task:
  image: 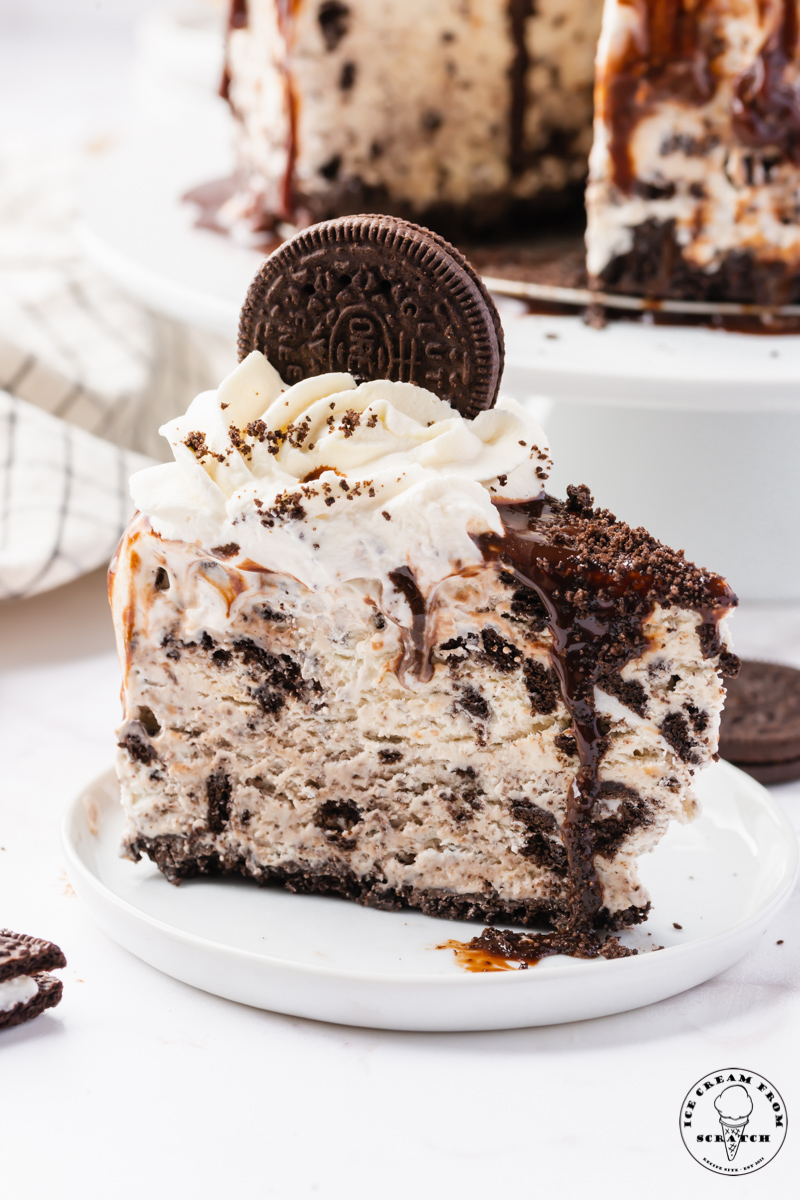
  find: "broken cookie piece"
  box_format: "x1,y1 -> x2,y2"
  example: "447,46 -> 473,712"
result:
0,930 -> 66,1031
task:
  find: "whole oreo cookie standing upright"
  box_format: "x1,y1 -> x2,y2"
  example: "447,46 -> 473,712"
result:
719,659 -> 800,784
238,214 -> 504,418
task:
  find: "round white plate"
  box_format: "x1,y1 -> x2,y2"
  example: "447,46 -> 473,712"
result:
62,761 -> 797,1031
78,118 -> 800,413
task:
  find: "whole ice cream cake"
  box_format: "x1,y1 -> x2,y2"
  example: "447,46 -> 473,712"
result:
110,216 -> 738,956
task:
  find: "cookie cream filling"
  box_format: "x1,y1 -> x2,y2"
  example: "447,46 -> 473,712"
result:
130,351 -> 551,598
0,975 -> 38,1013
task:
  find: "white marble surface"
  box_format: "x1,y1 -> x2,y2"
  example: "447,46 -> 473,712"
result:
1,567 -> 799,1198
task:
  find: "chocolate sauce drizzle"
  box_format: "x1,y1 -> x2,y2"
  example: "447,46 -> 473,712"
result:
604,0 -> 800,195
472,500 -> 619,956
381,490 -> 735,964
732,0 -> 800,160
603,0 -> 717,194
388,567 -> 432,683
474,493 -> 735,961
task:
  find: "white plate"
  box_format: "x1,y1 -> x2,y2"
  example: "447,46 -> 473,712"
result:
62,761 -> 797,1031
499,307 -> 800,412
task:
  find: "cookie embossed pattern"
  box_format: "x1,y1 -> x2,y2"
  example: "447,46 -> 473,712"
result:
238,215 -> 504,416
680,1069 -> 788,1175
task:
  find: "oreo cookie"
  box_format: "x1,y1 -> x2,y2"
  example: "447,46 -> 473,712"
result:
0,929 -> 66,1031
238,214 -> 504,418
719,660 -> 800,784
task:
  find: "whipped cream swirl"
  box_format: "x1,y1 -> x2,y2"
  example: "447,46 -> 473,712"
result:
130,351 -> 551,596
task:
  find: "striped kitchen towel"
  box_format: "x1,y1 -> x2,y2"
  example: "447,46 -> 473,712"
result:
0,135 -> 233,599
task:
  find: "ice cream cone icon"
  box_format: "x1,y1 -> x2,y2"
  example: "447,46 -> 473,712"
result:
715,1085 -> 754,1162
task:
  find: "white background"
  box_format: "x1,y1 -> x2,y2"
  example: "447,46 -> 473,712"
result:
1,4 -> 799,1197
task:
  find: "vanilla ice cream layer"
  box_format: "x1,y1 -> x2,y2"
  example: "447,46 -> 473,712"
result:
111,517 -> 729,921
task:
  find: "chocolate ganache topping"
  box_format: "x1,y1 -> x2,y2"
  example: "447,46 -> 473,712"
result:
603,0 -> 800,196
467,485 -> 739,962
732,0 -> 800,160
602,0 -> 718,195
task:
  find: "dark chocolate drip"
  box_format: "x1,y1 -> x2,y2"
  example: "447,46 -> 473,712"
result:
381,490 -> 735,961
472,491 -> 736,959
220,0 -> 249,101
388,567 -> 432,682
476,498 -> 611,938
732,1 -> 800,160
603,0 -> 716,195
508,0 -> 534,177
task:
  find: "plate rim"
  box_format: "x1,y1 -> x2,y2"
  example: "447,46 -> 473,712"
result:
62,760 -> 799,989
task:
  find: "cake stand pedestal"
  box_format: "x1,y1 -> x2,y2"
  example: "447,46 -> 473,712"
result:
500,304 -> 800,601
79,122 -> 800,601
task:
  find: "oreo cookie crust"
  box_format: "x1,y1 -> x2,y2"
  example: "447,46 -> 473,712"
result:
238,214 -> 504,418
720,660 -> 800,782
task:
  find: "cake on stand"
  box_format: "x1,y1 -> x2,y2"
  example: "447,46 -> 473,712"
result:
78,12 -> 800,602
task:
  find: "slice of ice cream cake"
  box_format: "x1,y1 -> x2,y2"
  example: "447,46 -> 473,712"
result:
110,217 -> 738,956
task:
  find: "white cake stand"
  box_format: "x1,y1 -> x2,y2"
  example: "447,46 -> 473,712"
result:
78,114 -> 800,600
499,308 -> 800,602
